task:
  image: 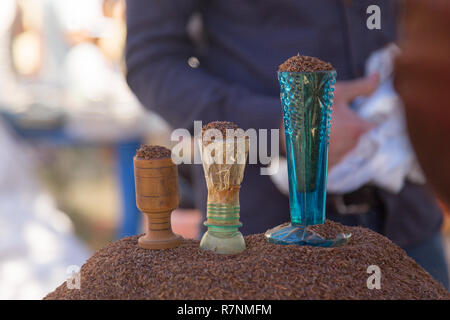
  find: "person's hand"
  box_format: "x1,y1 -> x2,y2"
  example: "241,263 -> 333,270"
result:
328,74 -> 379,168
280,120 -> 286,156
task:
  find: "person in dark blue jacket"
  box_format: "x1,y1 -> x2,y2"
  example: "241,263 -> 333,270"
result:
125,0 -> 448,289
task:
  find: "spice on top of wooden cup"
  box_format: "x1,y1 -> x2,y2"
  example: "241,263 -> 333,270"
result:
136,145 -> 171,160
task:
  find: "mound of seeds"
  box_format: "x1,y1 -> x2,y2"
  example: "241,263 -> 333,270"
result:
201,121 -> 245,144
45,220 -> 449,300
136,145 -> 171,160
279,54 -> 334,72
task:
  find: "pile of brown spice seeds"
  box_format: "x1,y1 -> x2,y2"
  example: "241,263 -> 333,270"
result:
45,220 -> 450,300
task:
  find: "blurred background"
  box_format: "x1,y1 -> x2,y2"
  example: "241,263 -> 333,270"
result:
0,0 -> 201,299
0,0 -> 448,299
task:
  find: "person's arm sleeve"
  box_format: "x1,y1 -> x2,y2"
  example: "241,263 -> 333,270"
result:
125,0 -> 281,131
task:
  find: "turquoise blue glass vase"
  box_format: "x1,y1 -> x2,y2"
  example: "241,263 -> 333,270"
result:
265,70 -> 351,247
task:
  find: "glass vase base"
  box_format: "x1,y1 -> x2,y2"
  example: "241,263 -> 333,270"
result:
265,223 -> 351,247
200,230 -> 246,254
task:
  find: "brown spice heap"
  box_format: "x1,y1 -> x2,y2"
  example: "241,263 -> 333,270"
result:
45,220 -> 449,300
278,54 -> 333,72
136,145 -> 171,160
201,121 -> 245,144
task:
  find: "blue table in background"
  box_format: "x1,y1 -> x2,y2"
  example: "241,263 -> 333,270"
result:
115,140 -> 141,238
0,116 -> 141,239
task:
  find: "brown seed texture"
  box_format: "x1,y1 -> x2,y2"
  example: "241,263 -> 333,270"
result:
136,145 -> 171,160
45,220 -> 450,300
201,121 -> 246,145
278,54 -> 334,72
